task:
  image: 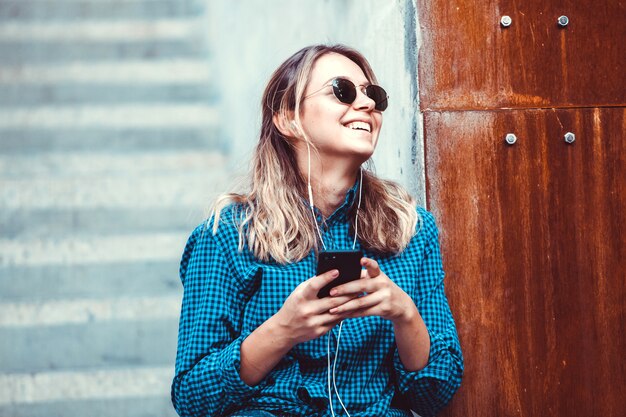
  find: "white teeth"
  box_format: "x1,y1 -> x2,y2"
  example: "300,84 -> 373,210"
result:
345,121 -> 371,132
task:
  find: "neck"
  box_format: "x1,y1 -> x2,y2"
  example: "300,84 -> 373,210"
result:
310,170 -> 357,217
302,154 -> 361,217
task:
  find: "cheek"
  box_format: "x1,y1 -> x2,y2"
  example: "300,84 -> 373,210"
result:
371,118 -> 383,147
302,104 -> 333,130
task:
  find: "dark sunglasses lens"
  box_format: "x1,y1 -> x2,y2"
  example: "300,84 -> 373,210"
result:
366,85 -> 388,111
332,79 -> 388,111
332,79 -> 357,105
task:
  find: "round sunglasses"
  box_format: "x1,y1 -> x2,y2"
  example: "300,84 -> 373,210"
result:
305,78 -> 389,112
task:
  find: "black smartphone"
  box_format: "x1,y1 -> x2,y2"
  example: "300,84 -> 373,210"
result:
316,250 -> 363,298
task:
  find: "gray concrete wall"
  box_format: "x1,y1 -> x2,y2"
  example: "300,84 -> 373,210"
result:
207,0 -> 425,204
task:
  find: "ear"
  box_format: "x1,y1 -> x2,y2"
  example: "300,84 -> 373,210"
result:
272,113 -> 300,138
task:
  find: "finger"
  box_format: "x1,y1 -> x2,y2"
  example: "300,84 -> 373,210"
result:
317,313 -> 350,329
313,294 -> 359,314
342,307 -> 379,319
330,277 -> 380,297
329,292 -> 382,315
305,269 -> 339,295
361,257 -> 381,278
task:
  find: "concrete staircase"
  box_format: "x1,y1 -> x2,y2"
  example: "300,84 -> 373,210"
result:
0,1 -> 227,415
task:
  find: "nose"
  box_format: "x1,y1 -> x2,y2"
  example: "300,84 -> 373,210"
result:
352,86 -> 376,111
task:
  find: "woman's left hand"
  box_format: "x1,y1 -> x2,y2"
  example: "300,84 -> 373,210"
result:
328,257 -> 417,324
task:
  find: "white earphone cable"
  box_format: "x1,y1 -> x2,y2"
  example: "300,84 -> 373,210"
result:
332,322 -> 351,416
307,140 -> 327,251
352,168 -> 363,250
303,125 -> 362,416
327,332 -> 337,416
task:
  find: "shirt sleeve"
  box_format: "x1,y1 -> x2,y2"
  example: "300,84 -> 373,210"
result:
392,209 -> 464,417
171,216 -> 264,417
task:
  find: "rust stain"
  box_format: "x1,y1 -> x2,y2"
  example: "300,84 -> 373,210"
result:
559,32 -> 569,100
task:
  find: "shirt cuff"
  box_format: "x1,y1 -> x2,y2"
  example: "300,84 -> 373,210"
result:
216,331 -> 265,397
393,326 -> 451,389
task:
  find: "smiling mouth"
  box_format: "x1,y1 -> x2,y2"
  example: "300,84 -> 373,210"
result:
344,121 -> 372,132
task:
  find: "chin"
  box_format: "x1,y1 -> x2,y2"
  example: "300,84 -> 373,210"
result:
351,147 -> 375,162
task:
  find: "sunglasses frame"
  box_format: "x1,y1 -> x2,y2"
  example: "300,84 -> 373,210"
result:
305,77 -> 389,112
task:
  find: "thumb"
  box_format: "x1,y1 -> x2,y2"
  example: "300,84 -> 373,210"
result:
361,257 -> 381,278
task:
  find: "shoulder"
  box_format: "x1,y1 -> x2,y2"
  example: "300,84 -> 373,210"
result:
405,206 -> 441,254
415,206 -> 439,237
179,203 -> 255,285
180,204 -> 246,263
211,202 -> 248,238
181,205 -> 238,254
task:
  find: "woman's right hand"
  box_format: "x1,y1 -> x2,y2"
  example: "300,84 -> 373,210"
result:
240,269 -> 356,386
271,269 -> 356,347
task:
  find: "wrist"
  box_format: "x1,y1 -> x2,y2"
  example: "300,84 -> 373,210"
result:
393,302 -> 419,326
265,314 -> 297,352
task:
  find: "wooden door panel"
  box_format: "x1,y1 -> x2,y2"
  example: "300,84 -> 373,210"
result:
417,0 -> 626,110
424,108 -> 626,416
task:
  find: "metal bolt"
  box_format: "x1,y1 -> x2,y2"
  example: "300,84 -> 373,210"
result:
500,15 -> 512,27
557,15 -> 569,27
505,133 -> 517,145
564,132 -> 575,144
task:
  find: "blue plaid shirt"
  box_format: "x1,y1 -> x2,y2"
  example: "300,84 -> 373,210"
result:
172,187 -> 463,417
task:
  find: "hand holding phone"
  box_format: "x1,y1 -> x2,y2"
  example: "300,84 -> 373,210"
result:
316,250 -> 363,298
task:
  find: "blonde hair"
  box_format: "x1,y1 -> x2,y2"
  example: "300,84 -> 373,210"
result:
213,44 -> 419,264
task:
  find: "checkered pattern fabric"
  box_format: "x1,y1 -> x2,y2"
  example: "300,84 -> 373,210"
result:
171,187 -> 463,417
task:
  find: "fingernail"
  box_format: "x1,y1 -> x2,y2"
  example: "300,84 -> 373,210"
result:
330,288 -> 337,296
331,270 -> 339,277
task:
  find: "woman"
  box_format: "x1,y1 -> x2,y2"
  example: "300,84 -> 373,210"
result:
172,44 -> 463,417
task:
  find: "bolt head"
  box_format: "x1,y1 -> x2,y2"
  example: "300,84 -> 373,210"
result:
500,15 -> 512,27
558,15 -> 569,27
505,133 -> 517,145
564,132 -> 575,143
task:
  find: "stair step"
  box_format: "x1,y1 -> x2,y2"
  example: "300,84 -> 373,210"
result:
0,83 -> 216,106
0,0 -> 205,21
0,366 -> 174,407
0,39 -> 207,64
0,18 -> 204,42
0,260 -> 182,302
0,207 -> 206,239
0,294 -> 180,327
0,128 -> 224,154
0,104 -> 218,129
0,318 -> 179,373
0,232 -> 188,267
0,396 -> 178,417
0,60 -> 213,84
0,151 -> 225,178
0,173 -> 228,210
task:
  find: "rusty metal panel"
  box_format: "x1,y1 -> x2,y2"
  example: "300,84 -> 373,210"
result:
424,108 -> 626,416
417,1 -> 626,110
